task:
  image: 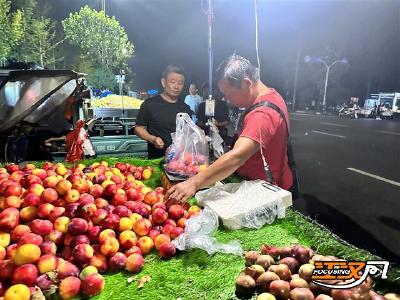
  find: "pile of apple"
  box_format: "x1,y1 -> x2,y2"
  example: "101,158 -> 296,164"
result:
165,153 -> 208,178
236,244 -> 399,300
0,161 -> 201,300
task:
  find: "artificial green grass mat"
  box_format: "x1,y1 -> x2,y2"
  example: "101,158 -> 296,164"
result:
9,156 -> 400,299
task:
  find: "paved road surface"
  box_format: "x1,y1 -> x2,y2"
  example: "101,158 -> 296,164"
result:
290,113 -> 400,264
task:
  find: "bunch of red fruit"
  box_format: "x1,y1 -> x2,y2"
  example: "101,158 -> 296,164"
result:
165,153 -> 208,178
0,161 -> 201,300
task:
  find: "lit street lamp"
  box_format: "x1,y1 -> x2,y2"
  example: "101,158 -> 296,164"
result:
305,56 -> 348,108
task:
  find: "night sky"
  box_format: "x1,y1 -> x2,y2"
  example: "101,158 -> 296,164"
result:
52,0 -> 400,101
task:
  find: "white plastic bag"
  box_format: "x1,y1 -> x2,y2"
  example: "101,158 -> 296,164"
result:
165,113 -> 208,179
172,207 -> 243,256
196,180 -> 292,230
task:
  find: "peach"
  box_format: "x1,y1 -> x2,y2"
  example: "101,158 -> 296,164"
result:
125,253 -> 144,273
55,164 -> 68,176
133,218 -> 152,236
101,213 -> 120,230
0,245 -> 6,260
170,226 -> 184,239
37,203 -> 54,218
10,225 -> 30,242
94,197 -> 108,209
158,242 -> 176,259
22,193 -> 40,206
48,206 -> 66,222
13,244 -> 41,266
0,207 -> 19,232
72,244 -> 94,265
142,169 -> 152,180
162,224 -> 176,235
118,230 -> 137,249
5,195 -> 22,208
72,179 -> 90,194
64,189 -> 80,203
81,273 -> 105,297
37,254 -> 58,274
40,188 -> 58,203
65,203 -> 79,218
45,230 -> 63,245
125,188 -> 139,201
4,284 -> 30,300
144,191 -> 159,206
92,209 -> 108,225
54,216 -> 70,233
90,184 -> 104,198
149,229 -> 161,240
12,263 -> 38,286
0,259 -> 17,281
129,212 -> 143,224
19,206 -> 37,222
0,231 -> 11,247
4,184 -> 23,197
6,243 -> 18,259
89,254 -> 108,273
154,234 -> 171,250
40,241 -> 57,255
57,261 -> 80,279
87,226 -> 101,243
188,205 -> 201,217
59,276 -> 81,300
68,218 -> 88,235
136,236 -> 154,255
177,218 -> 186,228
98,229 -> 116,244
30,219 -> 53,236
55,180 -> 72,196
19,232 -> 42,246
73,234 -> 90,247
118,217 -> 133,231
100,237 -> 119,257
125,245 -> 142,257
152,207 -> 168,224
42,176 -> 59,188
108,252 -> 127,272
26,183 -> 44,197
80,265 -> 98,280
168,204 -> 184,220
111,193 -> 127,206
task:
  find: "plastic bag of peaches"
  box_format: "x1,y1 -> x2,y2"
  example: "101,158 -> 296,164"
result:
164,113 -> 209,180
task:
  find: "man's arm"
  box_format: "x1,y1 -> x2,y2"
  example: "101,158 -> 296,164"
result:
134,125 -> 156,144
165,136 -> 259,203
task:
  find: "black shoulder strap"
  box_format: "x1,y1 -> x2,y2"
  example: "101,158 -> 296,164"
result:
239,101 -> 290,137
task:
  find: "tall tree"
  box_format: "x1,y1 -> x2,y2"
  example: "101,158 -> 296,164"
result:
62,6 -> 134,70
0,0 -> 24,65
9,0 -> 63,67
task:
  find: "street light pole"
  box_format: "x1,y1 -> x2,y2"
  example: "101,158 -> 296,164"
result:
292,32 -> 301,111
102,0 -> 105,13
321,59 -> 346,107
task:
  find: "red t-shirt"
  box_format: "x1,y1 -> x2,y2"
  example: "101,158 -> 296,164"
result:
236,89 -> 293,190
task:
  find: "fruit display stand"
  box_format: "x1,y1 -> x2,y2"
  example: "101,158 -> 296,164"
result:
1,157 -> 399,300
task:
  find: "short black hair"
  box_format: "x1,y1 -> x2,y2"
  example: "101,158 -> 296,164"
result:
216,54 -> 259,87
162,64 -> 185,79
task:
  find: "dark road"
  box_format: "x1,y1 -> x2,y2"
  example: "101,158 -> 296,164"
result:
290,113 -> 400,264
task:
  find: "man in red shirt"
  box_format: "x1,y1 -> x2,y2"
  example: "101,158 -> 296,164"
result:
166,55 -> 293,203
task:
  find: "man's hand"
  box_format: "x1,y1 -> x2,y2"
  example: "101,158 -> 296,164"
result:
153,137 -> 164,150
165,179 -> 197,205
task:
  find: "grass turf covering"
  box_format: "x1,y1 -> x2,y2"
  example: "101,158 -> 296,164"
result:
8,157 -> 400,299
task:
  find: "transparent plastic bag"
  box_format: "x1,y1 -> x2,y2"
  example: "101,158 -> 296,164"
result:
172,207 -> 243,256
164,113 -> 208,179
196,180 -> 292,230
